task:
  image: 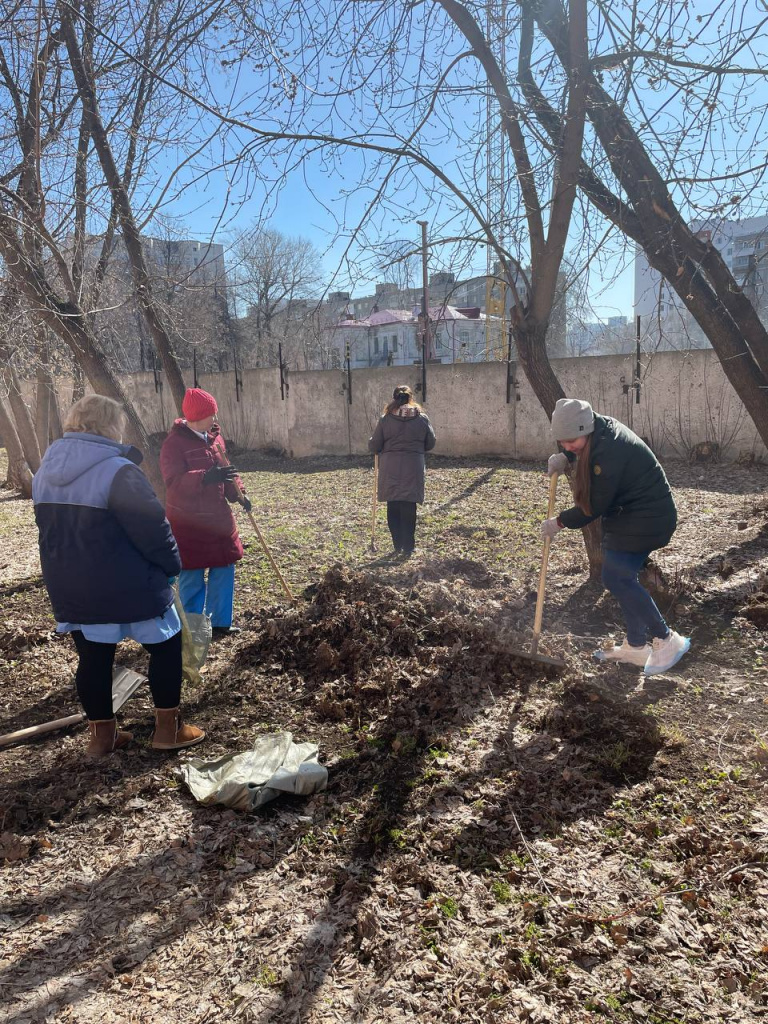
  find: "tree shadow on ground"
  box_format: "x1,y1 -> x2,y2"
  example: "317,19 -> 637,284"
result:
427,467 -> 498,516
0,571 -> 668,1024
0,576 -> 44,600
235,452 -> 375,474
205,621 -> 667,1022
0,795 -> 303,1022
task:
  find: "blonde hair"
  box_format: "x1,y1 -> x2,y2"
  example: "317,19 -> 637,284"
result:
64,395 -> 126,442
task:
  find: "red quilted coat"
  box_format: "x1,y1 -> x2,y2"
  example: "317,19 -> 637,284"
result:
160,419 -> 244,570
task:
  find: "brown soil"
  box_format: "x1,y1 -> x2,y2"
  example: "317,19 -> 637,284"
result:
1,454 -> 767,1023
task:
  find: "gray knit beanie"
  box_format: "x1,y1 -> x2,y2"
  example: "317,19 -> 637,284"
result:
551,398 -> 594,440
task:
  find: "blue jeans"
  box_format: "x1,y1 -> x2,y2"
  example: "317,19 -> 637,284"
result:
601,549 -> 669,648
179,565 -> 236,627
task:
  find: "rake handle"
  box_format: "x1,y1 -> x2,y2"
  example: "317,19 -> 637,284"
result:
531,472 -> 559,655
371,455 -> 379,548
215,438 -> 294,601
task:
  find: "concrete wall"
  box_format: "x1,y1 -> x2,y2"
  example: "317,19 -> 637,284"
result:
22,349 -> 766,461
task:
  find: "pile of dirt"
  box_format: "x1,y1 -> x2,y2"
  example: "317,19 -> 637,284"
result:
234,565 -> 557,737
742,577 -> 768,627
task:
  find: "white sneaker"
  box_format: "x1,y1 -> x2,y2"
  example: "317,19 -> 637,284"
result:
593,640 -> 652,666
644,631 -> 691,676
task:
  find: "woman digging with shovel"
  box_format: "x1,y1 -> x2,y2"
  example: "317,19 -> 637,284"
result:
161,388 -> 249,636
33,395 -> 205,758
542,398 -> 690,675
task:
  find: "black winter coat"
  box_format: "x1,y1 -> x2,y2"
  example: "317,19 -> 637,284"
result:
559,415 -> 677,553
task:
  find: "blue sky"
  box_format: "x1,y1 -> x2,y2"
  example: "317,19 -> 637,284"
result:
142,0 -> 766,322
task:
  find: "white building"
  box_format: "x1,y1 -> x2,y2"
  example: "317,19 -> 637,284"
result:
323,305 -> 501,368
634,214 -> 768,348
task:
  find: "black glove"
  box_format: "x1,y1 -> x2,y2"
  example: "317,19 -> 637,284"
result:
240,497 -> 253,513
203,465 -> 238,486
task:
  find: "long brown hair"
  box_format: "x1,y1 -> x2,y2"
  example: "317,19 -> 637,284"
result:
384,385 -> 422,416
572,436 -> 592,515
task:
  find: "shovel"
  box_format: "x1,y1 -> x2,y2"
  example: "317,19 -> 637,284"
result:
370,454 -> 379,552
0,666 -> 147,749
506,472 -> 566,669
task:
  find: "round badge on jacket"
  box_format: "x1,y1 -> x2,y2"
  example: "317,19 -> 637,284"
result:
593,465 -> 602,475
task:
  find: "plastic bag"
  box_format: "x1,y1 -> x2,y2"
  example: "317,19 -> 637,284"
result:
173,590 -> 211,686
179,731 -> 328,811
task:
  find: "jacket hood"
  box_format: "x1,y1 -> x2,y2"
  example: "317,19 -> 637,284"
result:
42,433 -> 141,486
171,417 -> 203,436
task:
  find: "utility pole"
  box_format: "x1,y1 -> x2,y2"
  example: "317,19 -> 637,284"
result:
417,220 -> 431,360
417,220 -> 430,403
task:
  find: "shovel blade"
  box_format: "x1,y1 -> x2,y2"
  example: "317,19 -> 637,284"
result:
112,666 -> 147,712
505,646 -> 566,669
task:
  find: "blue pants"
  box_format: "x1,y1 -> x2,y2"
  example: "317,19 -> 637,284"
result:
179,565 -> 235,628
601,549 -> 669,648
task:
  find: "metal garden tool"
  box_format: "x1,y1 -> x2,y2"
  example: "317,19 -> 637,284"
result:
217,443 -> 294,600
506,472 -> 566,669
0,666 -> 147,749
370,454 -> 379,552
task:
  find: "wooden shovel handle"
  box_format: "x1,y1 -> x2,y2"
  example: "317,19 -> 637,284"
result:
531,472 -> 559,654
0,713 -> 86,748
371,455 -> 379,545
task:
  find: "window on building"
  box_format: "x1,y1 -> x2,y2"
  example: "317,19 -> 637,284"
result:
392,336 -> 398,352
459,330 -> 470,343
373,338 -> 379,354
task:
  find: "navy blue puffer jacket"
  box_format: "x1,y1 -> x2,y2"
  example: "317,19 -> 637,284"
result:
33,432 -> 180,624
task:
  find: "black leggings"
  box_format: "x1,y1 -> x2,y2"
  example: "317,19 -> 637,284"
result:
386,500 -> 417,553
71,630 -> 183,720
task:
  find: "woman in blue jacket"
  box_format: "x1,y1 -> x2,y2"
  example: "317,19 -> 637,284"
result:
33,395 -> 205,758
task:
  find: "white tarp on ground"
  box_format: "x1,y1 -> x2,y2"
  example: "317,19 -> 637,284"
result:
179,731 -> 328,811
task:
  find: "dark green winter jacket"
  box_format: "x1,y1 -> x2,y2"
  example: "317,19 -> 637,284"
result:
559,415 -> 677,553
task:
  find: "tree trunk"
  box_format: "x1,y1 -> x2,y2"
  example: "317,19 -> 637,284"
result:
0,213 -> 164,496
35,369 -> 51,454
60,11 -> 187,414
34,332 -> 52,453
0,392 -> 33,498
514,319 -> 603,577
530,0 -> 768,447
72,360 -> 86,403
48,382 -> 63,441
2,367 -> 41,473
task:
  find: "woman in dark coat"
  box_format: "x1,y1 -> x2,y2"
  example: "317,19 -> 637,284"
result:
542,398 -> 689,676
160,388 -> 248,636
33,395 -> 205,758
368,385 -> 436,557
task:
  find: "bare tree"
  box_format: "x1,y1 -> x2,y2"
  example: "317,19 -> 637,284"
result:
518,0 -> 768,444
0,0 -> 238,488
230,225 -> 324,367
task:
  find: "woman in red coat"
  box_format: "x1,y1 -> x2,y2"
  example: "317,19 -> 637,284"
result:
160,388 -> 249,635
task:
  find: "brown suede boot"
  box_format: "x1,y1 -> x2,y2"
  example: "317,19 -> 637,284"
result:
86,718 -> 133,758
151,707 -> 205,751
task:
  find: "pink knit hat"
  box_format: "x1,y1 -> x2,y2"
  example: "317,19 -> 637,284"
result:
182,388 -> 218,421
